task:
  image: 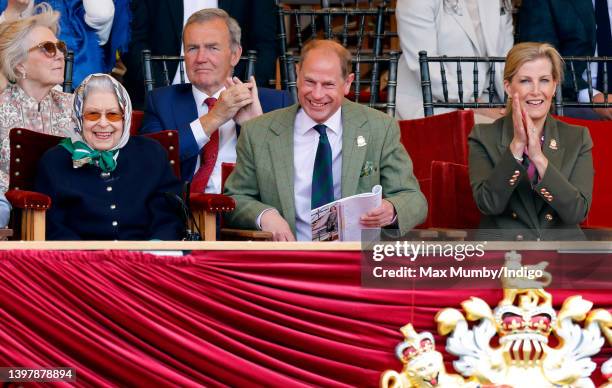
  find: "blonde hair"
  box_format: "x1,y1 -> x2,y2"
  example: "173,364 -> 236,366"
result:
299,39 -> 352,79
504,42 -> 564,111
0,3 -> 60,82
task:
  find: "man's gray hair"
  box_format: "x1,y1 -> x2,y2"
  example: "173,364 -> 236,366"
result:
183,8 -> 242,52
0,3 -> 60,82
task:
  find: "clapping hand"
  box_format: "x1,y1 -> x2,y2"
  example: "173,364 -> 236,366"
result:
229,76 -> 263,125
509,93 -> 548,175
200,77 -> 254,135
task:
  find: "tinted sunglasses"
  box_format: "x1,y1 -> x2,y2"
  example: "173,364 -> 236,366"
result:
83,111 -> 124,122
28,41 -> 68,58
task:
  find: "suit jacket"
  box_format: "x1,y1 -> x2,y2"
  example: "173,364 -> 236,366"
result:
123,0 -> 278,108
223,100 -> 428,237
395,0 -> 514,119
140,83 -> 292,182
35,136 -> 184,240
468,115 -> 594,240
517,0 -> 596,101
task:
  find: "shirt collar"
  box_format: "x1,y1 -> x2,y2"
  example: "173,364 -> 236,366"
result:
192,85 -> 225,106
295,106 -> 342,136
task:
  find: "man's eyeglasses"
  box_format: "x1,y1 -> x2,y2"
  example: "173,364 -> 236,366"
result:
83,111 -> 124,122
28,41 -> 68,58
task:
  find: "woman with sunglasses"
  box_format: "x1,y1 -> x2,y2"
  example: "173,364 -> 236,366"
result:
34,73 -> 184,240
0,4 -> 73,194
0,1 -> 33,89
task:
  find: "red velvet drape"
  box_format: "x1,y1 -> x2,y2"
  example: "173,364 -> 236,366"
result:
0,250 -> 609,386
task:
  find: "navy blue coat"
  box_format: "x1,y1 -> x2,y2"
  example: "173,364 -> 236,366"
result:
35,136 -> 184,240
140,83 -> 292,182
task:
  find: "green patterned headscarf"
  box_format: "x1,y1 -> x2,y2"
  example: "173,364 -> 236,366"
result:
61,73 -> 132,172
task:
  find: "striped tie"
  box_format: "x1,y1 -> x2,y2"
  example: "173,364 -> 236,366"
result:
311,124 -> 334,209
191,97 -> 218,193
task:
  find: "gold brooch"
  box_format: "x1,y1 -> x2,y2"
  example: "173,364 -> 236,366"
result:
72,157 -> 92,168
549,139 -> 558,150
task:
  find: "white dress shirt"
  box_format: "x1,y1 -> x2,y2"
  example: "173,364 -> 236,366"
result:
292,108 -> 343,241
173,0 -> 219,84
579,0 -> 612,102
189,86 -> 238,194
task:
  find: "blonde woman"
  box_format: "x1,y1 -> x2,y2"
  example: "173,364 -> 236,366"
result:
468,42 -> 594,240
0,4 -> 72,193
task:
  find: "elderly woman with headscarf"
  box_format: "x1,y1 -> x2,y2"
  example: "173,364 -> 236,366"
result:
35,73 -> 184,240
0,4 -> 72,193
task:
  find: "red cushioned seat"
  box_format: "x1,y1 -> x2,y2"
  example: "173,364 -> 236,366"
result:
556,116 -> 612,228
398,110 -> 475,227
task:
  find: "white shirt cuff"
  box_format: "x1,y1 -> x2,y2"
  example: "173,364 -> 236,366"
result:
256,208 -> 277,230
389,213 -> 398,226
190,118 -> 210,150
578,88 -> 602,103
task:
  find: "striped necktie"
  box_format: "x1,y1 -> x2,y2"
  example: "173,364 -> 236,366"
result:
311,124 -> 334,209
191,97 -> 218,193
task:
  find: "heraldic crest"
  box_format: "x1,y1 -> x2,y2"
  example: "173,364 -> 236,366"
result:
380,252 -> 612,388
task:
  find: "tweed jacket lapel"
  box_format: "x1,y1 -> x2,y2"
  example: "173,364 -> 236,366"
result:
340,100 -> 369,198
534,115 -> 565,214
268,104 -> 299,232
541,116 -> 565,174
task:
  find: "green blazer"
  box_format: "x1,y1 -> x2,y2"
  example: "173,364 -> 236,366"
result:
468,115 -> 594,240
224,99 -> 427,237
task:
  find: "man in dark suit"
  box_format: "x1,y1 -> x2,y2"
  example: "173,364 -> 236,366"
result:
518,0 -> 612,119
123,0 -> 278,108
140,9 -> 291,192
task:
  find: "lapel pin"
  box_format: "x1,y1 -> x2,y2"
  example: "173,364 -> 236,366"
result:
549,139 -> 558,150
357,136 -> 366,147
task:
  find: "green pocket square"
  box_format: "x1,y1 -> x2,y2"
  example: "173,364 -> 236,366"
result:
360,161 -> 375,177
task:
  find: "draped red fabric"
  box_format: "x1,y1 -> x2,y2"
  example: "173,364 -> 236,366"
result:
0,250 -> 609,386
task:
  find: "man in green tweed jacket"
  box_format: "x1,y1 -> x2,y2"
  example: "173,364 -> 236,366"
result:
224,40 -> 427,241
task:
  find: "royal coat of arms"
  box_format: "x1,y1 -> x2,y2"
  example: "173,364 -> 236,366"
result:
381,252 -> 612,388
